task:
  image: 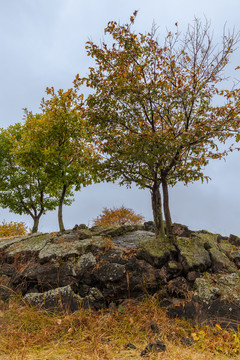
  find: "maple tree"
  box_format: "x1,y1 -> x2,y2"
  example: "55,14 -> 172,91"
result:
80,13 -> 240,237
0,124 -> 59,233
18,87 -> 100,233
93,205 -> 145,227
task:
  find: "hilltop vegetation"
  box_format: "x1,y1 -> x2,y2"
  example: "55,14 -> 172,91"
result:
0,13 -> 240,238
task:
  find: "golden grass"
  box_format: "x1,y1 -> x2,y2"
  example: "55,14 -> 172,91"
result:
0,296 -> 239,360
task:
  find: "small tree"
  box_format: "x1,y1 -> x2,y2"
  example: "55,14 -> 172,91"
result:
0,124 -> 59,233
18,87 -> 100,233
93,206 -> 145,227
82,13 -> 240,238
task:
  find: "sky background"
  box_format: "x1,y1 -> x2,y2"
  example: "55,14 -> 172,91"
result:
0,0 -> 240,235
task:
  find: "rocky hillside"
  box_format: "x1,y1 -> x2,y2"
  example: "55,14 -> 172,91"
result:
0,222 -> 240,329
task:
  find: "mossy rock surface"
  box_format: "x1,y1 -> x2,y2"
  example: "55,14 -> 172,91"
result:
7,233 -> 53,256
38,236 -> 106,262
0,236 -> 25,250
194,272 -> 240,306
137,237 -> 177,267
175,236 -> 211,271
194,233 -> 237,272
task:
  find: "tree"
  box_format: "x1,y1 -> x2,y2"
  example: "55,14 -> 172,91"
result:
18,87 -> 100,233
80,13 -> 240,238
0,124 -> 59,233
93,205 -> 145,226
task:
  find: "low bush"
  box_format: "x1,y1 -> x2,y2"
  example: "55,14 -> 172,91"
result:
0,220 -> 28,238
93,206 -> 145,227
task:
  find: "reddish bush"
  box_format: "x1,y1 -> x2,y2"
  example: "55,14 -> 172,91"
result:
0,220 -> 28,238
93,206 -> 145,227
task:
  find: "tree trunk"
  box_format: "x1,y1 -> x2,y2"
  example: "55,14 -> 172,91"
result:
32,216 -> 40,234
162,177 -> 173,239
151,182 -> 165,237
58,184 -> 67,233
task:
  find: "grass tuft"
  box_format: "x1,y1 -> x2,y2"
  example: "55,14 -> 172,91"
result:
0,296 -> 239,359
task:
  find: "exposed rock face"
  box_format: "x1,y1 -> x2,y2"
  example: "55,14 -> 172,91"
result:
0,223 -> 240,328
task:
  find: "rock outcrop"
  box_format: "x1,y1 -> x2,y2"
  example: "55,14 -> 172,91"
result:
0,222 -> 240,328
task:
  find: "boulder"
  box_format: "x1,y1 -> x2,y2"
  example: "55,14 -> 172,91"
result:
113,230 -> 155,248
23,285 -> 82,311
137,238 -> 177,268
175,236 -> 211,272
38,236 -> 105,262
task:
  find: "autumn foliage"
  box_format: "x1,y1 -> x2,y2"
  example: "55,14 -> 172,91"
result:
83,13 -> 240,237
93,206 -> 145,227
0,220 -> 28,238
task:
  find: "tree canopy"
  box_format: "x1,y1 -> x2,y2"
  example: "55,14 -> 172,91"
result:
81,13 -> 240,237
0,124 -> 59,233
16,87 -> 100,232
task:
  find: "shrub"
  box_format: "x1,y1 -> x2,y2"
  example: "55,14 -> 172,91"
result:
0,220 -> 28,238
93,206 -> 145,227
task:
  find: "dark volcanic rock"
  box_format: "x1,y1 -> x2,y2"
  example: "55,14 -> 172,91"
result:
0,225 -> 239,329
23,285 -> 82,311
140,340 -> 166,356
167,277 -> 189,298
93,263 -> 126,283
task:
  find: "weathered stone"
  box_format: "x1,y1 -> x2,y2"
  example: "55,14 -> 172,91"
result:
75,253 -> 97,274
0,236 -> 25,250
113,230 -> 155,249
167,297 -> 240,330
167,261 -> 181,275
76,229 -> 93,240
228,251 -> 240,269
229,234 -> 240,246
126,259 -> 165,294
89,225 -> 107,233
208,247 -> 237,272
6,234 -> 53,258
175,236 -> 211,272
194,277 -> 221,303
140,340 -> 166,356
73,224 -> 88,231
81,287 -> 106,310
10,260 -> 76,293
172,223 -> 192,237
99,248 -> 126,264
94,263 -> 126,282
99,225 -> 144,238
38,236 -> 105,262
195,232 -> 238,272
23,285 -> 82,311
218,239 -> 237,256
194,273 -> 240,306
144,221 -> 155,232
137,238 -> 177,268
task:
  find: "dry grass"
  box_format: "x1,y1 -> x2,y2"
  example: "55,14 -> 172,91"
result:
0,296 -> 239,360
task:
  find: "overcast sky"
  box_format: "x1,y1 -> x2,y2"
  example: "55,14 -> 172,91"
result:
1,0 -> 240,235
